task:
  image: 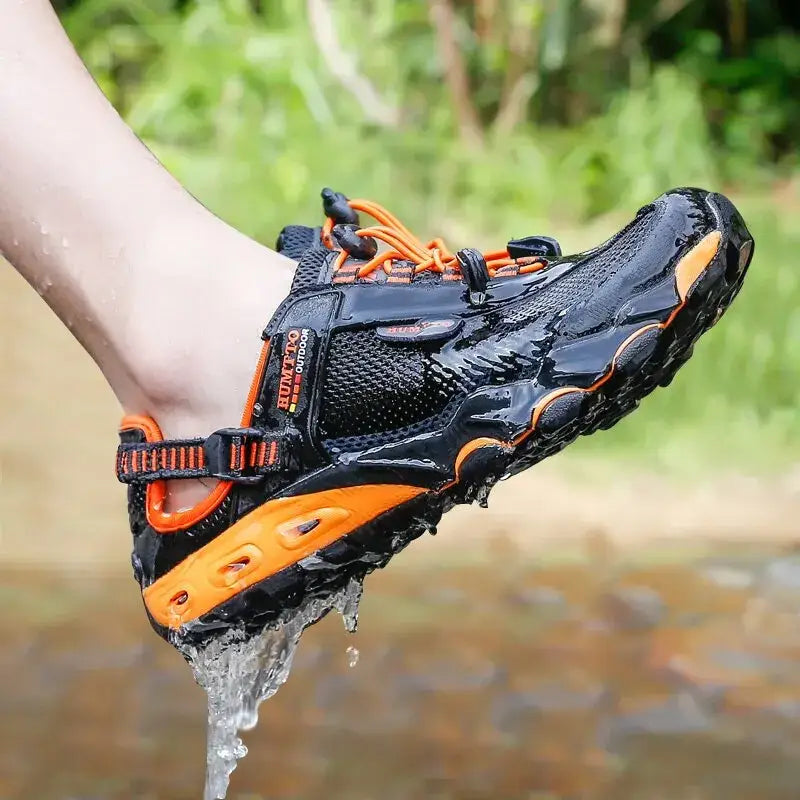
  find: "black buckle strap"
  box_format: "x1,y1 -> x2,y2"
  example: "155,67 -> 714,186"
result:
116,427 -> 286,485
202,427 -> 275,483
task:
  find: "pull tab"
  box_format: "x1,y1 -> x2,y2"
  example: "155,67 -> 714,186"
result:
321,188 -> 360,226
507,235 -> 562,259
456,248 -> 490,307
332,224 -> 378,261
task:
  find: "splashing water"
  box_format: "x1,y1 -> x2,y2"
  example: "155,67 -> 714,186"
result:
346,645 -> 360,668
176,577 -> 364,800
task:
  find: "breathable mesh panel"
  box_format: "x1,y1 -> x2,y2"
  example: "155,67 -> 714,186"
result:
291,248 -> 330,292
319,327 -> 543,443
500,270 -> 588,328
319,330 -> 460,439
497,204 -> 662,330
276,225 -> 318,260
579,203 -> 661,270
324,396 -> 464,454
558,202 -> 666,338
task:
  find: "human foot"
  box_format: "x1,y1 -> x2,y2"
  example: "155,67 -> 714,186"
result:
120,208 -> 296,511
117,188 -> 753,645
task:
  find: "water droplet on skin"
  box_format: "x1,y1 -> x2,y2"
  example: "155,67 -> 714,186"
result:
12,238 -> 19,247
346,645 -> 360,668
61,236 -> 69,248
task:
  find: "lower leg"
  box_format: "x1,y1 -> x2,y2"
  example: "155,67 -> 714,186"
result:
0,0 -> 294,507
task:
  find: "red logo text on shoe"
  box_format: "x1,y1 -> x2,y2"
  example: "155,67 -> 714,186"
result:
376,317 -> 463,344
277,328 -> 311,413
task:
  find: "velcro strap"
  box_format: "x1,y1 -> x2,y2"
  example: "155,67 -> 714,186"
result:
116,428 -> 285,484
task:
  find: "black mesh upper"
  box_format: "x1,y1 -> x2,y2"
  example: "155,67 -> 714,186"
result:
499,203 -> 664,337
291,247 -> 330,292
499,269 -> 588,327
276,224 -> 319,260
319,320 -> 547,444
577,202 -> 661,269
317,204 -> 666,444
497,205 -> 664,332
318,330 -> 461,439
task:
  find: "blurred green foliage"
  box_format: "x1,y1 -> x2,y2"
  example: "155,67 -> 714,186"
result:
57,0 -> 799,470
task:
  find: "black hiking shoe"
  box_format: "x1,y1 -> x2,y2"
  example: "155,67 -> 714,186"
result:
117,187 -> 753,645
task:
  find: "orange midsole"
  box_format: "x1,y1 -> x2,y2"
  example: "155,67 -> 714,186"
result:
141,231 -> 721,629
143,484 -> 426,629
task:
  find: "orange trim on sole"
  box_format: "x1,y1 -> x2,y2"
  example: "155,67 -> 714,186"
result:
143,483 -> 427,629
675,231 -> 721,301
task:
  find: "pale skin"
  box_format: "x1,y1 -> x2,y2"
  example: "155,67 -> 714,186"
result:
0,0 -> 295,508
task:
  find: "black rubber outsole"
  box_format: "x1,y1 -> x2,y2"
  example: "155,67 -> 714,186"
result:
177,199 -> 754,646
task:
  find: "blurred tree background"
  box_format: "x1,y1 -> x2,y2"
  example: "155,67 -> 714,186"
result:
56,0 -> 799,472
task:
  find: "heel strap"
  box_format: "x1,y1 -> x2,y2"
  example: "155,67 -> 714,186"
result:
116,427 -> 286,485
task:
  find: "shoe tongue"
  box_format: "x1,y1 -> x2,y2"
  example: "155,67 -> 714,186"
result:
290,247 -> 333,292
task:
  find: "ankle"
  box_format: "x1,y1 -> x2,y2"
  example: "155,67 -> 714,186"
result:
127,210 -> 293,431
117,210 -> 296,510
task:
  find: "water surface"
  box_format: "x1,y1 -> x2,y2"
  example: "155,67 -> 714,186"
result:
3,541 -> 800,799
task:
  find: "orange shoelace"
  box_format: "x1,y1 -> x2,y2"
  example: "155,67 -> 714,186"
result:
322,198 -> 546,279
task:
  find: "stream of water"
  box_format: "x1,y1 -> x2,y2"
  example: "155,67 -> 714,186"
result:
180,579 -> 364,800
